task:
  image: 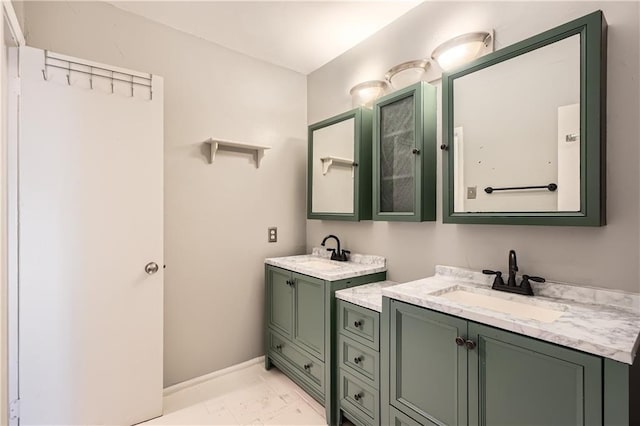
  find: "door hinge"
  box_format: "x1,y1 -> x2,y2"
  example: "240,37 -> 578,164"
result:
9,398 -> 19,421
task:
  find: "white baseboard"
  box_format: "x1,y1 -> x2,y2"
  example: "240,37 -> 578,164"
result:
163,356 -> 265,396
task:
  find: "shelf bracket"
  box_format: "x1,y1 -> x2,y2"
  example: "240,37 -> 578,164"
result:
205,138 -> 271,168
320,156 -> 356,177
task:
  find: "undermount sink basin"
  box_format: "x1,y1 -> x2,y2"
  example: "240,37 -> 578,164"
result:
297,258 -> 343,271
435,285 -> 567,323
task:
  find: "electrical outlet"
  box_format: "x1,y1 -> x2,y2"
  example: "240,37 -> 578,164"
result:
467,186 -> 477,199
268,227 -> 277,243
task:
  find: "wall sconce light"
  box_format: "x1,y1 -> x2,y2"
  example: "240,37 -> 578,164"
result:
349,80 -> 388,108
431,31 -> 493,72
384,59 -> 430,90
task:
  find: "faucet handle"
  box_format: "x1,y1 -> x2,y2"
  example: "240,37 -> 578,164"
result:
483,269 -> 505,288
518,274 -> 541,296
522,275 -> 546,283
522,275 -> 545,283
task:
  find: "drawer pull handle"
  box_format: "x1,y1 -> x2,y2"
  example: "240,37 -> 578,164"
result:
354,320 -> 363,328
303,363 -> 312,371
275,344 -> 282,350
353,392 -> 363,401
465,340 -> 476,350
354,356 -> 363,364
455,336 -> 465,346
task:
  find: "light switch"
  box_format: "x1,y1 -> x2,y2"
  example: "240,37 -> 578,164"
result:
268,227 -> 277,243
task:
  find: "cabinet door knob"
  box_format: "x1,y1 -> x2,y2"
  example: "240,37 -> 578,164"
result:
455,336 -> 465,346
354,355 -> 363,364
465,340 -> 476,350
354,320 -> 363,328
303,363 -> 311,371
412,148 -> 420,155
353,392 -> 364,401
275,344 -> 282,350
440,144 -> 449,151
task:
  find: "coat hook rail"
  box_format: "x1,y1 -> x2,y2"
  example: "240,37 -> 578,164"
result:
484,183 -> 558,194
41,51 -> 153,96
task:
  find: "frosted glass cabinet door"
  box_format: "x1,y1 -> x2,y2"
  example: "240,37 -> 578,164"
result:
380,95 -> 416,213
373,82 -> 437,222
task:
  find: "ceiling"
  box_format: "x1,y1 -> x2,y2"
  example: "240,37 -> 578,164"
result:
108,1 -> 422,74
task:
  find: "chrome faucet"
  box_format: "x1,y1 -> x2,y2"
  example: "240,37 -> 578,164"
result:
321,234 -> 350,262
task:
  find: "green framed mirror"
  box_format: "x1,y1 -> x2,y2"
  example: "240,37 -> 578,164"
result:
442,10 -> 607,226
307,108 -> 373,221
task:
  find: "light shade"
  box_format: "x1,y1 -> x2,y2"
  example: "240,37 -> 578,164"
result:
384,59 -> 430,89
349,80 -> 388,108
431,32 -> 492,71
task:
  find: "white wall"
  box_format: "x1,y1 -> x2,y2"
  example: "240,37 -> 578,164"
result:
22,1 -> 307,387
307,1 -> 640,293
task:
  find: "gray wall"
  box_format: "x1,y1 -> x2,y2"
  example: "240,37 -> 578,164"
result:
307,1 -> 640,293
22,1 -> 307,387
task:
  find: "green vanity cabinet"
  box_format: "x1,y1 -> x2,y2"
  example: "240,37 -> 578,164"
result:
373,82 -> 437,222
388,301 -> 468,425
337,300 -> 382,426
383,299 -> 604,426
266,266 -> 325,359
467,322 -> 602,425
264,265 -> 386,425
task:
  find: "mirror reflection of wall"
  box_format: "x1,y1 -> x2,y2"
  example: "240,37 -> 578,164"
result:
453,34 -> 580,213
311,118 -> 355,214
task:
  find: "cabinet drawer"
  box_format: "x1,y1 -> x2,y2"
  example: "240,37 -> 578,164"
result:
390,406 -> 424,426
339,300 -> 379,350
269,330 -> 324,390
339,335 -> 379,387
339,370 -> 378,423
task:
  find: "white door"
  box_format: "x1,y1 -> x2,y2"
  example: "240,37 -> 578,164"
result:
18,46 -> 164,425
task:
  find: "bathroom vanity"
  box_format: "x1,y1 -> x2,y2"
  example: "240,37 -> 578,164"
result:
264,249 -> 387,424
334,282 -> 397,426
266,258 -> 640,426
379,266 -> 640,426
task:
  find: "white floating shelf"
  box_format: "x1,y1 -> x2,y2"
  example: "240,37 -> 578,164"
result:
320,156 -> 356,176
204,138 -> 271,168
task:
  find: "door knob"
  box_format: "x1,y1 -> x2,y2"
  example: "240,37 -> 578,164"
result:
145,262 -> 159,275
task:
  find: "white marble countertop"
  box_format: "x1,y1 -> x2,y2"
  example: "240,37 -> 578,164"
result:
335,281 -> 398,312
265,248 -> 386,281
381,265 -> 640,364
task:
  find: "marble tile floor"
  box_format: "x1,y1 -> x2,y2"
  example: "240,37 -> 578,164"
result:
142,362 -> 327,425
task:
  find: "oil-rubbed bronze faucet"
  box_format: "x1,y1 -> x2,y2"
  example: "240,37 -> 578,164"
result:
321,234 -> 350,262
507,249 -> 519,287
482,250 -> 545,296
